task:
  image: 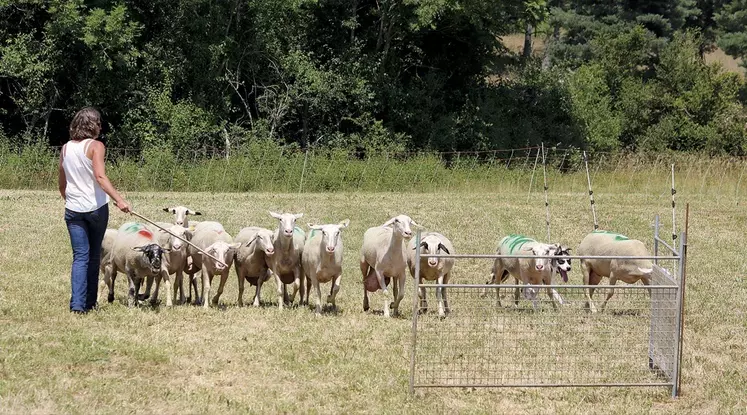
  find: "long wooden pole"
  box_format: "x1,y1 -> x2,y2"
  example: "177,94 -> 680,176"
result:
121,206 -> 229,268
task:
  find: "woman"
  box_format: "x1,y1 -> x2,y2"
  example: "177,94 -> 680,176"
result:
58,107 -> 131,314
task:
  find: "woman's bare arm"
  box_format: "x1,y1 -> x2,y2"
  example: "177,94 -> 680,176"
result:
58,150 -> 66,200
90,141 -> 131,212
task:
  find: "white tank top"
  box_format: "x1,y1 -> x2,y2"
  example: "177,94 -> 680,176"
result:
62,139 -> 109,212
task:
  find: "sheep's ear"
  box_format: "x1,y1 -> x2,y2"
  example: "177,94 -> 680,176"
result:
230,243 -> 242,250
294,213 -> 304,219
419,241 -> 429,249
410,219 -> 422,228
162,247 -> 172,253
188,209 -> 201,216
339,219 -> 350,229
183,229 -> 193,240
437,243 -> 450,255
163,207 -> 174,213
245,235 -> 259,247
269,211 -> 282,219
307,223 -> 323,230
382,217 -> 396,227
132,246 -> 145,252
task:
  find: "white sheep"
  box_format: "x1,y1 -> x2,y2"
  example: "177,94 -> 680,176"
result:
407,232 -> 455,317
577,230 -> 653,313
234,227 -> 275,307
106,222 -> 169,307
188,221 -> 240,308
162,205 -> 202,228
487,235 -> 562,309
360,214 -> 419,318
267,211 -> 306,309
301,219 -> 350,315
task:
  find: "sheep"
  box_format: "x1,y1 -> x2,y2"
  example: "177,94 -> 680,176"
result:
406,232 -> 455,318
234,227 -> 275,307
141,222 -> 194,306
360,214 -> 419,318
301,219 -> 350,315
162,206 -> 202,228
577,230 -> 653,313
267,211 -> 306,309
106,222 -> 169,307
99,228 -> 118,302
486,235 -> 562,310
187,221 -> 240,308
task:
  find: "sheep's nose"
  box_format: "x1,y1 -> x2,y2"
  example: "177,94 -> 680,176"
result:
266,249 -> 275,256
176,221 -> 183,225
536,265 -> 544,270
284,230 -> 293,236
428,259 -> 438,266
326,246 -> 335,253
403,231 -> 412,238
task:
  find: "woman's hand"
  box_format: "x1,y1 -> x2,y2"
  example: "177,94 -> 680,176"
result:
116,199 -> 132,213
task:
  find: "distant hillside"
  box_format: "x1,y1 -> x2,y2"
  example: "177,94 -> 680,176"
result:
501,33 -> 745,77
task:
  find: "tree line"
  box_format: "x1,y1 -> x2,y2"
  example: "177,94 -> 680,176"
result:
1,0 -> 747,156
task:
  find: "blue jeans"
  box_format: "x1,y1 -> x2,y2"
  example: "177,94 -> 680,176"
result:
65,204 -> 109,312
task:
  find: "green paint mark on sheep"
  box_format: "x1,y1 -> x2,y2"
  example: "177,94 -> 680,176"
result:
592,230 -> 630,241
309,229 -> 318,239
294,226 -> 305,236
502,234 -> 536,254
123,223 -> 146,234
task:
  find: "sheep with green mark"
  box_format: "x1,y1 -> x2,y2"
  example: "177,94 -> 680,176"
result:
486,234 -> 565,310
577,230 -> 653,313
106,222 -> 170,308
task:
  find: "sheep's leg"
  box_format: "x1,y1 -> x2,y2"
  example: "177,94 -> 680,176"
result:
600,273 -> 618,312
328,274 -> 341,309
275,273 -> 285,310
201,266 -> 212,309
418,282 -> 427,314
363,286 -> 370,312
237,270 -> 246,307
106,265 -> 117,303
585,270 -> 602,313
313,278 -> 323,315
513,276 -> 521,307
391,274 -> 406,317
151,273 -> 162,306
436,275 -> 446,318
642,276 -> 652,299
139,275 -> 154,301
212,269 -> 229,306
126,270 -> 138,308
254,270 -> 269,307
174,271 -> 183,305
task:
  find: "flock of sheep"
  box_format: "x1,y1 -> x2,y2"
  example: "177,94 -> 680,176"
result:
99,206 -> 655,316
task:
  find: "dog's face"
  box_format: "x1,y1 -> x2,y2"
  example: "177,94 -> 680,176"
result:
552,244 -> 571,282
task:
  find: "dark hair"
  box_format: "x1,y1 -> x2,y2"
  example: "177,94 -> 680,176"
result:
69,107 -> 101,141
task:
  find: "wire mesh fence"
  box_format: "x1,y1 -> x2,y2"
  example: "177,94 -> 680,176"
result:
409,223 -> 686,396
0,144 -> 745,201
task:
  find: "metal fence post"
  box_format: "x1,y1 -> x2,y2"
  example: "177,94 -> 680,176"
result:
409,229 -> 422,395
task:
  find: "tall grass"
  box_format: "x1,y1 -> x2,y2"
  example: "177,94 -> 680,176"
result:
0,140 -> 745,202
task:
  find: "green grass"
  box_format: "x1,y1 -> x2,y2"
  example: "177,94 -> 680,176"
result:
0,184 -> 745,413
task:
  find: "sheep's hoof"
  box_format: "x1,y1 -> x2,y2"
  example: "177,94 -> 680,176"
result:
107,293 -> 115,303
137,293 -> 150,301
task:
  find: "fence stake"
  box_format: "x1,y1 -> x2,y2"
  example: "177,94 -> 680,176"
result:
409,229 -> 422,395
299,149 -> 309,194
671,164 -> 677,243
542,143 -> 551,242
527,148 -> 540,202
584,151 -> 598,230
736,161 -> 745,206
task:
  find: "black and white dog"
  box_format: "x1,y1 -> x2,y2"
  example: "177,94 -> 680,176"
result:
551,244 -> 572,283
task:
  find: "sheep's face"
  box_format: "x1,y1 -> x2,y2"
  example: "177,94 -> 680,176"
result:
309,220 -> 350,254
383,214 -> 419,239
417,237 -> 450,267
530,244 -> 554,272
270,211 -> 303,238
205,241 -> 241,271
163,226 -> 191,252
164,206 -> 201,227
132,244 -> 168,273
248,231 -> 275,256
551,244 -> 571,282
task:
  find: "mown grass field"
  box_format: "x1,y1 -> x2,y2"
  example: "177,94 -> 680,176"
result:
0,176 -> 745,413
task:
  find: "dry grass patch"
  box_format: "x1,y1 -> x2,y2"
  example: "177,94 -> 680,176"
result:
0,187 -> 745,413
